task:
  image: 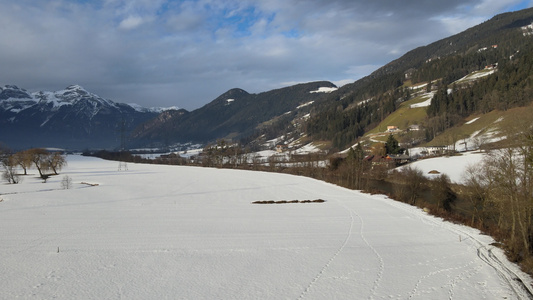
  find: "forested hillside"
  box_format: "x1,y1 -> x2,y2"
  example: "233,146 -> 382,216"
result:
304,8 -> 533,150
425,45 -> 533,139
130,81 -> 335,147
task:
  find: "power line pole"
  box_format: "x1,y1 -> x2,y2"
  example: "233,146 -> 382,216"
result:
118,118 -> 128,171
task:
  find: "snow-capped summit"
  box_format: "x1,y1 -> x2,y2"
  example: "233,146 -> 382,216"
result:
128,103 -> 181,113
0,85 -> 33,100
0,85 -> 38,112
0,84 -> 161,149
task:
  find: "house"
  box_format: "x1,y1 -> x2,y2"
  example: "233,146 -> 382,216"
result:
364,155 -> 394,169
276,144 -> 288,153
425,146 -> 447,156
408,124 -> 420,131
387,154 -> 411,166
386,126 -> 399,132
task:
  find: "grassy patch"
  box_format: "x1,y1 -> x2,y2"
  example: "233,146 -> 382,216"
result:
366,106 -> 427,135
424,103 -> 533,147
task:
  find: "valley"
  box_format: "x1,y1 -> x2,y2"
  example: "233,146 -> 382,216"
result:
0,155 -> 531,299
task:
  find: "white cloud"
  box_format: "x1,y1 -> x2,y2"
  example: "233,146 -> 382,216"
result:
119,16 -> 145,30
473,0 -> 523,14
0,0 -> 531,110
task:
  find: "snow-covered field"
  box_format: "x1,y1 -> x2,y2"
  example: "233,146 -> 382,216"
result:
402,151 -> 486,184
409,92 -> 435,108
1,156 -> 531,299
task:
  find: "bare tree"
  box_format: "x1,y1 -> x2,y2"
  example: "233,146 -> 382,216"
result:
463,164 -> 493,226
47,152 -> 67,175
467,145 -> 533,257
395,166 -> 426,204
431,174 -> 455,211
12,150 -> 33,175
28,148 -> 51,179
342,144 -> 369,190
2,154 -> 21,184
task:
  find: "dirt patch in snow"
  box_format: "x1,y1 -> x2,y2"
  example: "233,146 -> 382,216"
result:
252,199 -> 325,204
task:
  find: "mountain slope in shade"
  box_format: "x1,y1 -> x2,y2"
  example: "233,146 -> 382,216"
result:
130,81 -> 337,146
0,85 -> 163,149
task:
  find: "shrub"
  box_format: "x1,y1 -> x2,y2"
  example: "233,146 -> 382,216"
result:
394,166 -> 426,204
61,175 -> 72,189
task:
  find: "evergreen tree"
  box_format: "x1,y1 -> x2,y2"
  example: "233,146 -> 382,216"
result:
385,134 -> 401,155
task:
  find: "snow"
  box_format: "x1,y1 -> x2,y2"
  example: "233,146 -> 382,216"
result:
358,98 -> 373,106
466,117 -> 480,124
292,143 -> 322,155
2,85 -> 179,114
339,142 -> 363,154
178,148 -> 203,159
1,155 -> 531,299
410,92 -> 435,108
409,83 -> 428,90
128,103 -> 180,113
34,91 -> 72,109
309,87 -> 338,93
456,116 -> 506,152
252,149 -> 284,162
402,151 -> 485,183
455,70 -> 496,83
297,101 -> 314,109
0,97 -> 38,112
410,98 -> 431,108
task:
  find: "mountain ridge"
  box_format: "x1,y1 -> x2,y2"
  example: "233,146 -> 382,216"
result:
129,81 -> 337,147
0,85 -> 164,149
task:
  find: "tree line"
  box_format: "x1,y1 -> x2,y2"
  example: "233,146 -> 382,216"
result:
1,147 -> 67,183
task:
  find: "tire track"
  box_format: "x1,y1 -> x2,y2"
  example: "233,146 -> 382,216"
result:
383,197 -> 533,300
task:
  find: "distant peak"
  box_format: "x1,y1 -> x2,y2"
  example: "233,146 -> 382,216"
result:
212,88 -> 250,104
60,85 -> 91,98
223,88 -> 249,96
65,84 -> 86,91
127,102 -> 184,113
3,85 -> 25,91
0,84 -> 32,100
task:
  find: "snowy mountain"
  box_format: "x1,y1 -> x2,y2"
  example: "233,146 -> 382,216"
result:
129,81 -> 337,147
0,85 -> 165,149
0,81 -> 336,150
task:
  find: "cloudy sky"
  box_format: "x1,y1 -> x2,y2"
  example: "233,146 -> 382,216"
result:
1,0 -> 532,110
